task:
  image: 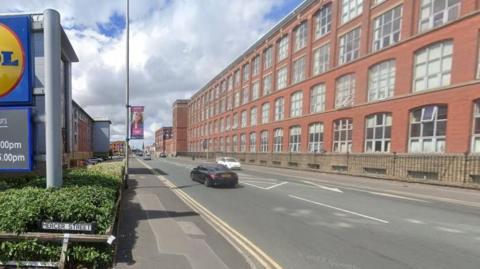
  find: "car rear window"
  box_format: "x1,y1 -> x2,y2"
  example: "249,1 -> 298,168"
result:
208,165 -> 229,172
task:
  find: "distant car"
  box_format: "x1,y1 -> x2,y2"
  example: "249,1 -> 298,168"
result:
92,157 -> 104,163
85,159 -> 98,165
190,164 -> 238,188
143,154 -> 151,160
159,153 -> 167,158
216,157 -> 241,170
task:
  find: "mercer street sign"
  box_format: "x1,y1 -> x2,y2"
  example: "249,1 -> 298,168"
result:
41,221 -> 96,234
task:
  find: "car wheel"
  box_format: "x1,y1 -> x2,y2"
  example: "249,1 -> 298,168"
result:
204,177 -> 212,187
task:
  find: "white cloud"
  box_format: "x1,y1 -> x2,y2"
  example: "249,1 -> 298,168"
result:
1,0 -> 291,147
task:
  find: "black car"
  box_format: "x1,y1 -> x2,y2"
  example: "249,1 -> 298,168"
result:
190,164 -> 238,188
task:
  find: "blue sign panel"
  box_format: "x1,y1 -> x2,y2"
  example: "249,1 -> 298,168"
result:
0,16 -> 32,105
0,107 -> 33,172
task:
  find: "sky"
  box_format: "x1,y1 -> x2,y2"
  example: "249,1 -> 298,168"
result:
1,0 -> 303,148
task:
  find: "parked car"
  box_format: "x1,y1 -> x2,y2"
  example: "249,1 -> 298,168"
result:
190,164 -> 238,188
159,153 -> 167,158
216,157 -> 241,170
85,159 -> 98,165
143,154 -> 151,160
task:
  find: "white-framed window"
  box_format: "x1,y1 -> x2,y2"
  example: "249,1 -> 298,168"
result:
240,134 -> 246,152
234,92 -> 240,107
365,113 -> 392,153
333,119 -> 353,153
250,107 -> 257,127
413,41 -> 453,92
274,97 -> 285,121
252,81 -> 260,100
409,105 -> 447,153
228,75 -> 233,91
274,128 -> 284,152
312,43 -> 330,76
472,101 -> 480,153
289,126 -> 302,153
278,35 -> 289,61
335,74 -> 355,108
263,74 -> 272,96
234,70 -> 241,87
339,27 -> 361,65
227,95 -> 232,110
226,137 -> 231,152
220,118 -> 224,132
241,110 -> 247,128
373,0 -> 386,5
262,103 -> 270,124
243,63 -> 250,82
295,21 -> 308,51
242,87 -> 249,104
232,135 -> 238,152
310,84 -> 326,113
368,60 -> 396,101
341,0 -> 363,24
277,66 -> 288,90
225,116 -> 231,130
315,3 -> 332,39
233,113 -> 238,129
290,91 -> 303,117
308,123 -> 324,153
249,132 -> 256,152
419,0 -> 460,32
260,131 -> 269,152
373,5 -> 402,52
252,56 -> 260,76
293,57 -> 306,84
264,46 -> 273,70
220,137 -> 225,152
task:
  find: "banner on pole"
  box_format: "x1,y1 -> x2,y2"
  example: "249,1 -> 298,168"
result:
130,106 -> 144,139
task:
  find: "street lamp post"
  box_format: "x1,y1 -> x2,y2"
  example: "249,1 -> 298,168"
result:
124,0 -> 130,189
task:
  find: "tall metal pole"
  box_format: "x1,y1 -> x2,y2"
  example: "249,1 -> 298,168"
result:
44,9 -> 63,188
124,0 -> 130,188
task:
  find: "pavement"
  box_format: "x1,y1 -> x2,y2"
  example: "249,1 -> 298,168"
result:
114,159 -> 252,269
136,156 -> 480,269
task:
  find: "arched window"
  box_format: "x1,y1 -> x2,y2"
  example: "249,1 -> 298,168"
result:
333,119 -> 353,152
413,41 -> 453,92
336,74 -> 355,108
409,105 -> 447,153
240,134 -> 246,152
289,126 -> 302,153
472,101 -> 480,153
260,131 -> 269,152
368,60 -> 395,101
262,103 -> 270,124
290,91 -> 303,117
308,123 -> 324,153
249,133 -> 256,153
365,113 -> 392,153
275,97 -> 284,121
273,128 -> 284,152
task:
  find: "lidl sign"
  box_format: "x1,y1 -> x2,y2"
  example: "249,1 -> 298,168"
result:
0,16 -> 31,105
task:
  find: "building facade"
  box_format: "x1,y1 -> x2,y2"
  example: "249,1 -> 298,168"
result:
110,141 -> 125,156
172,100 -> 189,155
187,0 -> 480,156
155,127 -> 173,155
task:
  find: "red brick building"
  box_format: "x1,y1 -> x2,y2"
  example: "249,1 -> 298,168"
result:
186,0 -> 480,157
172,100 -> 189,155
155,127 -> 173,155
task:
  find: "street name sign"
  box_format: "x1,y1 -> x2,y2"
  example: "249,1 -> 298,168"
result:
0,107 -> 32,171
41,221 -> 96,233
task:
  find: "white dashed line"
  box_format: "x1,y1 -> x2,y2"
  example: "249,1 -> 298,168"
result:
436,227 -> 465,234
289,195 -> 389,224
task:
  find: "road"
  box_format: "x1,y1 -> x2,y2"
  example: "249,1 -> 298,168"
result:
139,157 -> 480,269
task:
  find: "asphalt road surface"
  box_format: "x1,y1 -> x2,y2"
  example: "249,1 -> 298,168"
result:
140,157 -> 480,269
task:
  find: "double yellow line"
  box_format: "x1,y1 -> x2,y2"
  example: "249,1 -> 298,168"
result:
138,159 -> 283,269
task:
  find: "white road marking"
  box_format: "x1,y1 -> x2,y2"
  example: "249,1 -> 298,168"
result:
264,182 -> 288,190
368,192 -> 428,202
436,227 -> 465,234
289,195 -> 389,224
242,182 -> 269,190
405,219 -> 425,224
302,180 -> 343,193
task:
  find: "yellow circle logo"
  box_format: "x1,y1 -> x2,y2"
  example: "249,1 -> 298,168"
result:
0,23 -> 25,97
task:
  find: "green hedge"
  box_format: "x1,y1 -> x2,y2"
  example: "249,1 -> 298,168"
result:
0,162 -> 123,268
